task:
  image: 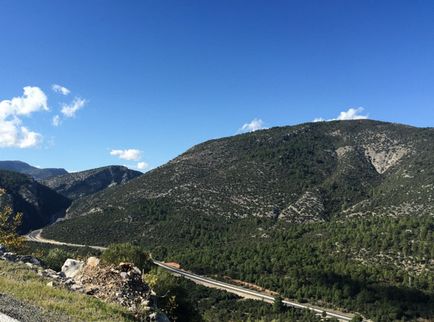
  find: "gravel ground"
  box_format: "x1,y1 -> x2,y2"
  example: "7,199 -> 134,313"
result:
0,294 -> 71,322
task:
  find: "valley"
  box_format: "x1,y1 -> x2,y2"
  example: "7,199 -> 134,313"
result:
1,120 -> 433,321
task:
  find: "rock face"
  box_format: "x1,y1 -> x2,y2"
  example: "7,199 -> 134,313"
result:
0,161 -> 67,180
41,166 -> 142,200
0,170 -> 71,232
61,259 -> 85,279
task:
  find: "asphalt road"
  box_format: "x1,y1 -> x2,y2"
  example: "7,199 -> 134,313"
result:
25,230 -> 356,322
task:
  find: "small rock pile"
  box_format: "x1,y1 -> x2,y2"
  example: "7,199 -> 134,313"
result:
65,257 -> 152,312
0,244 -> 41,267
0,245 -> 168,321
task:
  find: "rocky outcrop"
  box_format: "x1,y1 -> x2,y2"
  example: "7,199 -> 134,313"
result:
279,191 -> 325,222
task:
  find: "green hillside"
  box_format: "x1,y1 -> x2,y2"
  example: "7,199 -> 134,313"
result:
43,120 -> 434,321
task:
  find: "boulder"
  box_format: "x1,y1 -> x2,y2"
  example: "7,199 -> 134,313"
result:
61,259 -> 85,279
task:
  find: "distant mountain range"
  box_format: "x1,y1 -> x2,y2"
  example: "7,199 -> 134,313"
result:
0,161 -> 67,180
0,162 -> 142,232
41,166 -> 142,200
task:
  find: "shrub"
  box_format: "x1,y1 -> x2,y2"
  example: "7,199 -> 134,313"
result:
44,248 -> 72,271
101,243 -> 153,273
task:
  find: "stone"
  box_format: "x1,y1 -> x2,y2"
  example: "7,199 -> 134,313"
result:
18,255 -> 41,266
46,281 -> 54,287
61,259 -> 84,279
86,256 -> 100,267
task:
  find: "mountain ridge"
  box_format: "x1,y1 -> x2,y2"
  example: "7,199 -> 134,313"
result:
41,165 -> 142,200
0,161 -> 68,180
64,119 -> 434,221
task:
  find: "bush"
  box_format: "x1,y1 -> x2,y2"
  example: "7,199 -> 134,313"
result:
44,248 -> 72,271
101,243 -> 153,273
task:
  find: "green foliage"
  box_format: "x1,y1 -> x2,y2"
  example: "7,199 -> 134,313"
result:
44,203 -> 434,321
44,248 -> 72,271
0,204 -> 24,251
23,242 -> 101,271
101,243 -> 152,273
351,315 -> 363,322
273,295 -> 284,313
144,268 -> 322,322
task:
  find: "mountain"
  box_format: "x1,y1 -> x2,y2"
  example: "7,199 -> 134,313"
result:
0,170 -> 71,233
41,166 -> 142,200
0,161 -> 68,180
64,119 -> 434,221
42,120 -> 434,321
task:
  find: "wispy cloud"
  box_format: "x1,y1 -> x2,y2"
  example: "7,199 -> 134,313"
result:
0,86 -> 48,148
61,97 -> 86,118
314,107 -> 368,122
52,115 -> 61,127
52,84 -> 70,96
238,118 -> 266,133
110,149 -> 142,161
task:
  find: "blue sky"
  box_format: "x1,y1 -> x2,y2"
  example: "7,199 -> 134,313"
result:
1,1 -> 434,171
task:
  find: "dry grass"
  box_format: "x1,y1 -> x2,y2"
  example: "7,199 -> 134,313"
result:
0,260 -> 135,322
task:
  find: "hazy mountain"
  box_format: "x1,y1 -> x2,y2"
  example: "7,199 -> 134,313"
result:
0,161 -> 68,180
41,166 -> 142,200
0,170 -> 71,232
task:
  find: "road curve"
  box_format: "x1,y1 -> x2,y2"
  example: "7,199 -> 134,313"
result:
25,230 -> 356,321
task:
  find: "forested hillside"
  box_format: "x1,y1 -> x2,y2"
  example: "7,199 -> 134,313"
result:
44,120 -> 434,321
0,170 -> 71,232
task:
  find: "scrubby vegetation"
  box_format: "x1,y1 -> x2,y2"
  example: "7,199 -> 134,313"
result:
24,241 -> 101,271
101,242 -> 153,273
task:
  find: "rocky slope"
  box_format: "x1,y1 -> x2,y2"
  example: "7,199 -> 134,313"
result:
0,161 -> 67,180
41,166 -> 142,200
64,120 -> 434,222
0,170 -> 71,233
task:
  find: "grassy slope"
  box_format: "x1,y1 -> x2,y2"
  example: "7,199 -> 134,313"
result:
0,260 -> 135,322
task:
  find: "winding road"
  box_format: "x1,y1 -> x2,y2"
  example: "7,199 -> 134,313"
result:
26,229 -> 357,322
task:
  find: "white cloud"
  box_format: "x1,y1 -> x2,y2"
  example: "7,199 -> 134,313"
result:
52,84 -> 70,96
137,161 -> 149,170
61,97 -> 86,118
52,115 -> 61,127
238,118 -> 266,133
314,107 -> 368,122
313,117 -> 325,122
110,149 -> 142,161
336,107 -> 368,120
0,86 -> 47,148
